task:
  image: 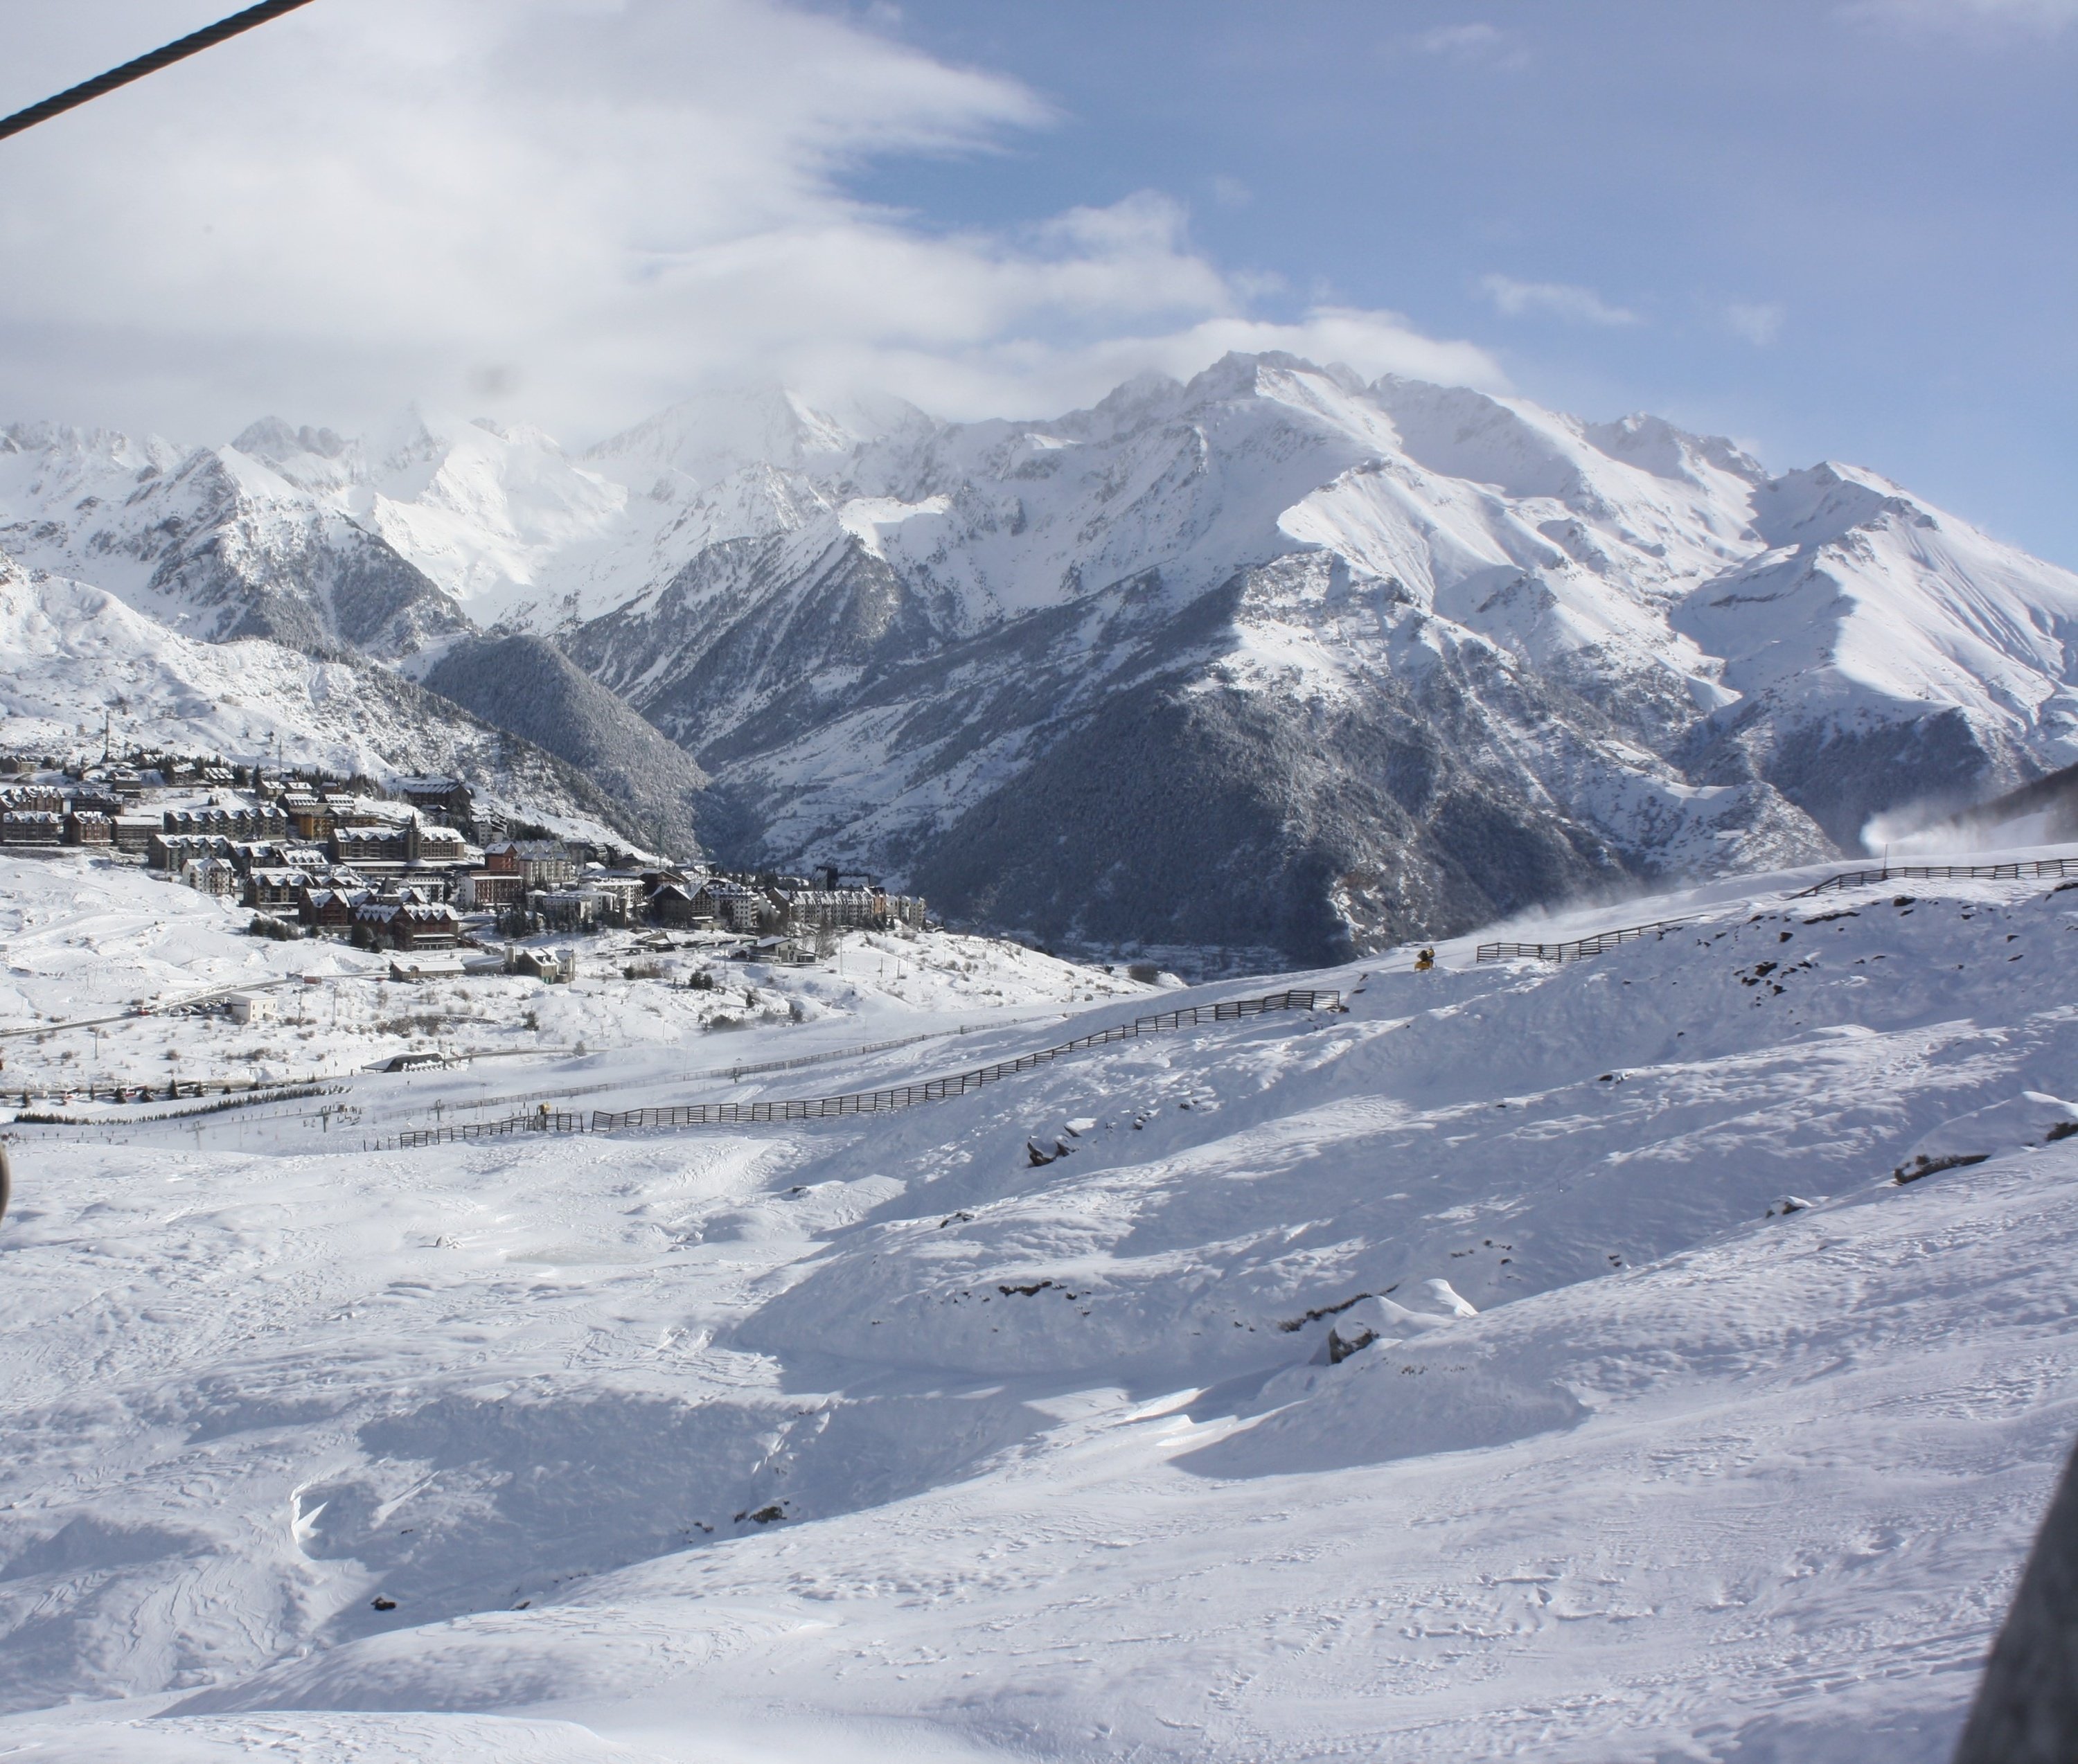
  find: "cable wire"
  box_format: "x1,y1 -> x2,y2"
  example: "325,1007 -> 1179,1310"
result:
0,1 -> 318,145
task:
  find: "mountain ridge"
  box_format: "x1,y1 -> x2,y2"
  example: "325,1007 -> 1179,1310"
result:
0,551 -> 671,854
8,356 -> 2077,959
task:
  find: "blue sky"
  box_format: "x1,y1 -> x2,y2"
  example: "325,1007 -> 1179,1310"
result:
850,0 -> 2078,564
0,0 -> 2070,564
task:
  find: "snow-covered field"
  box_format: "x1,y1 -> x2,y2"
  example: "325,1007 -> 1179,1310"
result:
0,854 -> 1140,1108
4,848 -> 2077,1759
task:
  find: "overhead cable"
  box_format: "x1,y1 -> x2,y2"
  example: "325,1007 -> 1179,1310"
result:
0,1 -> 318,145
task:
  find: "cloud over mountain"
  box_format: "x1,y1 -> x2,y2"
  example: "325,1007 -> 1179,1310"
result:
0,0 -> 1498,445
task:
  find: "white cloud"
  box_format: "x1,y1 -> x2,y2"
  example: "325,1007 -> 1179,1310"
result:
1847,0 -> 2078,33
1477,275 -> 1641,327
1412,23 -> 1529,67
1723,301 -> 1787,346
734,303 -> 1507,431
0,0 -> 1499,441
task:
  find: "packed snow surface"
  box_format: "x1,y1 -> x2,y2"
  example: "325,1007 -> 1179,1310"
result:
4,849 -> 2078,1759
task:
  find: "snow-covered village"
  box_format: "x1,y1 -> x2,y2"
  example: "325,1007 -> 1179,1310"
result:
2,6 -> 2076,1763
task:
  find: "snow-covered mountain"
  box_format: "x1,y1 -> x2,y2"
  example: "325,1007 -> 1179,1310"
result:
0,420 -> 708,850
0,553 -> 669,853
9,357 -> 2078,959
562,357 -> 2078,958
0,421 -> 469,660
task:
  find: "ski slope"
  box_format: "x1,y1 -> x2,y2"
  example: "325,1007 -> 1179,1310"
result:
3,850 -> 2078,1760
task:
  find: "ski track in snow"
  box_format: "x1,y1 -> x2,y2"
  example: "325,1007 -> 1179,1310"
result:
2,850 -> 2077,1758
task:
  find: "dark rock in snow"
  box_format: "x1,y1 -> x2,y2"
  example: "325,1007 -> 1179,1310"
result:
1953,1432 -> 2078,1764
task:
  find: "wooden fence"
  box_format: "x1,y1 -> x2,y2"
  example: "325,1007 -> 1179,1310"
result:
1475,918 -> 1690,964
1793,857 -> 2078,898
10,1069 -> 336,1109
390,988 -> 1340,1149
394,1109 -> 588,1146
1473,855 -> 2078,963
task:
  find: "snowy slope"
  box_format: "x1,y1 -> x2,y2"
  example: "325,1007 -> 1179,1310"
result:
0,553 -> 669,851
0,851 -> 1140,1103
0,423 -> 468,660
3,851 -> 2078,1758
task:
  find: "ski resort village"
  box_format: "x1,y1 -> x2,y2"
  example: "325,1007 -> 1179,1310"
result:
3,754 -> 923,946
0,745 -> 987,1110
